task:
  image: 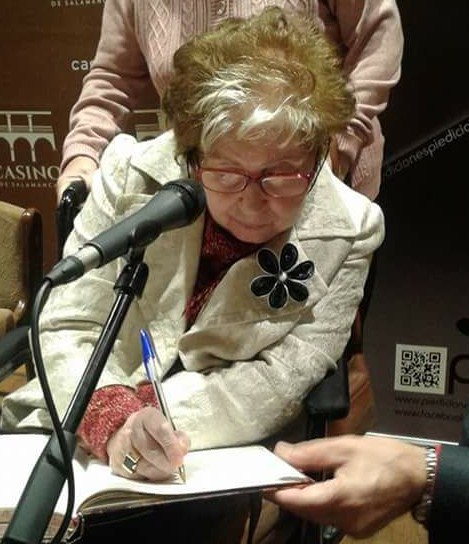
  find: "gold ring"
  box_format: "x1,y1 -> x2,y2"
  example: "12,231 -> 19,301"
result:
122,452 -> 141,475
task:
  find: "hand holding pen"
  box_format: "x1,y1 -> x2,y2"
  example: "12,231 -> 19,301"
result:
140,328 -> 187,482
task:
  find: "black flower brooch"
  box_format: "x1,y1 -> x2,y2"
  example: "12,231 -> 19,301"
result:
250,243 -> 314,309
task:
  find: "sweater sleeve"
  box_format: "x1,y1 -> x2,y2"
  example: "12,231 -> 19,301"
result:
77,385 -> 145,461
323,0 -> 404,196
60,0 -> 152,170
77,382 -> 160,461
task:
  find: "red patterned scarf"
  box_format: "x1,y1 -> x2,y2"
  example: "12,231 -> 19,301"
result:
184,213 -> 260,327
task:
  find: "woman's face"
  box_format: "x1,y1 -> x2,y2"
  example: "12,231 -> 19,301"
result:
198,136 -> 315,244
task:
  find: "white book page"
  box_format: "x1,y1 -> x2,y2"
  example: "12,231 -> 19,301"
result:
78,444 -> 309,502
0,433 -> 86,516
0,434 -> 309,517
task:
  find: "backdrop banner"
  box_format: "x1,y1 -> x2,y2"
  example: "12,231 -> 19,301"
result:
0,0 -> 162,271
366,0 -> 469,443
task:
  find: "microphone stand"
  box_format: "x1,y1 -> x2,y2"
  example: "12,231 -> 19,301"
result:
2,247 -> 149,544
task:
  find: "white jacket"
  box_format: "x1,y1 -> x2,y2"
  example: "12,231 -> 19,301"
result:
2,131 -> 385,450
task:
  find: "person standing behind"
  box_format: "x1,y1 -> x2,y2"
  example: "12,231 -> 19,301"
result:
57,0 -> 404,202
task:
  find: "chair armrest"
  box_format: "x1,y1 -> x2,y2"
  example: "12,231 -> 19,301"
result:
304,356 -> 350,441
55,177 -> 88,257
305,357 -> 350,420
0,326 -> 33,382
0,309 -> 15,337
299,357 -> 351,543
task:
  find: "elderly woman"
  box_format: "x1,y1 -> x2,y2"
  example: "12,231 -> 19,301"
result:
2,8 -> 383,539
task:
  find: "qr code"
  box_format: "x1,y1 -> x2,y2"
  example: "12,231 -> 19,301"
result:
394,344 -> 447,395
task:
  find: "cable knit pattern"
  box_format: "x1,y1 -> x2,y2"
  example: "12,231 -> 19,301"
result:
61,0 -> 403,198
145,0 -> 179,92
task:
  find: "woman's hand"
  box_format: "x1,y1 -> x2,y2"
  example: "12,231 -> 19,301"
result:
107,406 -> 190,481
327,136 -> 350,181
56,156 -> 97,203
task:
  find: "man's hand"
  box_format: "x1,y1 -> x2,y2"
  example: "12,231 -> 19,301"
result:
265,435 -> 427,538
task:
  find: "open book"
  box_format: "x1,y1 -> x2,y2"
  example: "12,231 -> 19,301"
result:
0,432 -> 309,541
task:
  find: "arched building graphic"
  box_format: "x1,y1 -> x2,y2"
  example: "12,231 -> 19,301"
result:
0,110 -> 57,162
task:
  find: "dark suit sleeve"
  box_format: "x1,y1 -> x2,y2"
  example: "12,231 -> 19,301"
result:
460,403 -> 469,446
427,444 -> 469,542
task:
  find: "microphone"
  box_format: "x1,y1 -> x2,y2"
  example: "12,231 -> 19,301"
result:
46,179 -> 206,287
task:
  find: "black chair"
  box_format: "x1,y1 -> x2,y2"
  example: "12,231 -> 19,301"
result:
55,177 -> 88,258
297,253 -> 377,544
0,327 -> 33,385
298,354 -> 350,544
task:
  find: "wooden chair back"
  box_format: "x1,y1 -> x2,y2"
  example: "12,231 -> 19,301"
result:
0,201 -> 42,386
0,200 -> 43,333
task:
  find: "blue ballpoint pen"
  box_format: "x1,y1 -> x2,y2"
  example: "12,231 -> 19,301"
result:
139,328 -> 186,483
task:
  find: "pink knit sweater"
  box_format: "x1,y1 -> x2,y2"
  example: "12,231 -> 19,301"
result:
61,0 -> 403,199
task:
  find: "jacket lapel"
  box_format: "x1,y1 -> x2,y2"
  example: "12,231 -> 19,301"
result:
121,134 -> 362,370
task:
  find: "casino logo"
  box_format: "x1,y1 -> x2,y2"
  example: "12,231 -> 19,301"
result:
0,110 -> 59,189
0,107 -> 168,190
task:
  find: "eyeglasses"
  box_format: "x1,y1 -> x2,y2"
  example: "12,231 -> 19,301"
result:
194,141 -> 330,198
196,162 -> 319,198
